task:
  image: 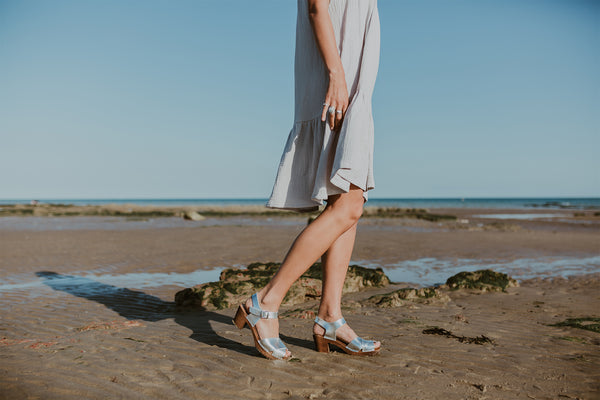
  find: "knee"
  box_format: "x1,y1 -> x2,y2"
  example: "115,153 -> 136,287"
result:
330,198 -> 363,228
347,200 -> 364,223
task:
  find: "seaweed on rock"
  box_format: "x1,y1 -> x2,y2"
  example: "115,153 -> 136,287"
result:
550,317 -> 600,333
365,287 -> 450,308
364,207 -> 457,222
174,262 -> 390,310
363,269 -> 519,308
443,269 -> 519,292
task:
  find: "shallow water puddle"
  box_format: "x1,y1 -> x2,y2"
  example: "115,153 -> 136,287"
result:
371,255 -> 600,286
0,256 -> 598,296
0,268 -> 225,294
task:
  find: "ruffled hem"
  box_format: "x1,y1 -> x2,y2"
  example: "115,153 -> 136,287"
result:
266,93 -> 374,213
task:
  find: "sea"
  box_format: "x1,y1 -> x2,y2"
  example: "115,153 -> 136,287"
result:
1,197 -> 599,209
0,196 -> 598,292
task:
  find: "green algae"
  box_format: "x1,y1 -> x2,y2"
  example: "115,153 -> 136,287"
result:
422,327 -> 494,345
0,203 -> 304,218
348,265 -> 389,287
365,287 -> 448,308
95,209 -> 175,218
0,205 -> 34,216
550,318 -> 600,333
174,262 -> 390,310
365,207 -> 457,222
445,269 -> 518,292
1,203 -> 462,222
364,269 -> 518,308
175,281 -> 231,309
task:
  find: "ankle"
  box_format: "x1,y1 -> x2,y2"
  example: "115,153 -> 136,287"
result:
317,308 -> 343,322
251,290 -> 281,312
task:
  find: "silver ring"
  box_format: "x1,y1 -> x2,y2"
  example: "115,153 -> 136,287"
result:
323,102 -> 330,107
336,110 -> 343,114
328,106 -> 335,114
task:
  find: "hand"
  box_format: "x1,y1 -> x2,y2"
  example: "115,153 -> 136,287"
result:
321,69 -> 348,132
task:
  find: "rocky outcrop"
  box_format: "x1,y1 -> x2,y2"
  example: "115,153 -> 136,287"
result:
182,211 -> 205,221
363,207 -> 457,222
364,287 -> 450,308
442,269 -> 519,292
363,269 -> 519,308
174,262 -> 390,310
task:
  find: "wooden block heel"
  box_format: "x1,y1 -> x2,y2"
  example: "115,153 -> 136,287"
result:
313,316 -> 381,356
231,294 -> 292,361
313,334 -> 330,353
233,305 -> 247,329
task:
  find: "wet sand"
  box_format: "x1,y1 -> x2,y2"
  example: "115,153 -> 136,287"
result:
0,207 -> 599,399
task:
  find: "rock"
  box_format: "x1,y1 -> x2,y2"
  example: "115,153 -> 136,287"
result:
363,269 -> 518,308
365,207 -> 457,222
174,261 -> 390,310
182,211 -> 205,221
364,287 -> 450,308
32,207 -> 50,216
442,269 -> 518,292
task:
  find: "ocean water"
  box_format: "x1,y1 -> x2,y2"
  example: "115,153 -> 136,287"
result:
1,255 -> 598,296
360,255 -> 600,286
1,197 -> 599,209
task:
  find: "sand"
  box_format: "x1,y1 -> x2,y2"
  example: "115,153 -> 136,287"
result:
0,207 -> 599,399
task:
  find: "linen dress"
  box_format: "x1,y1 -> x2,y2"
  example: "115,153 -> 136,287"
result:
266,0 -> 380,212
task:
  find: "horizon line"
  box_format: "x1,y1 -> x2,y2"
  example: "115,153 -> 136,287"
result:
1,196 -> 599,201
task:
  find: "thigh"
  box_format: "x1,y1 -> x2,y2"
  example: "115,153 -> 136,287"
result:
325,183 -> 365,209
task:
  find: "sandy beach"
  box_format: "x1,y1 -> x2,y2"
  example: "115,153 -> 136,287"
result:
1,206 -> 599,399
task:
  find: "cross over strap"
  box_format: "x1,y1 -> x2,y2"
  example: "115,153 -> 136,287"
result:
247,293 -> 278,327
258,337 -> 288,359
314,316 -> 347,341
314,316 -> 378,353
346,336 -> 378,353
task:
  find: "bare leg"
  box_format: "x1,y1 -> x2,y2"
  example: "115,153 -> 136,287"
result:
244,184 -> 365,355
313,221 -> 381,348
318,221 -> 357,321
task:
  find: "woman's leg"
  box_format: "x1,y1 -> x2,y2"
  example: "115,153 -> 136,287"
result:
318,221 -> 357,321
245,184 -> 365,349
313,220 -> 381,348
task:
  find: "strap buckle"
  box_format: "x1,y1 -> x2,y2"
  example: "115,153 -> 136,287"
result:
261,310 -> 278,319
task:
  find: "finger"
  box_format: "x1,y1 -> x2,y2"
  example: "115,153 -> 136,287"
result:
321,100 -> 330,122
335,108 -> 343,127
328,104 -> 336,130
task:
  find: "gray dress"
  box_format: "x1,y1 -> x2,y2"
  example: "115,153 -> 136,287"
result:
266,0 -> 380,212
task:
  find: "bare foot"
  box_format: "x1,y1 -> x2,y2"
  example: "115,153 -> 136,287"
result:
244,295 -> 292,359
313,316 -> 381,350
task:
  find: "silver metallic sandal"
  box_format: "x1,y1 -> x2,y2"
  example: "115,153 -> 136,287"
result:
313,316 -> 380,356
233,293 -> 291,360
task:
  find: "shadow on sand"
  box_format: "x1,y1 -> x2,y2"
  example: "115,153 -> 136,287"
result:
35,271 -> 314,358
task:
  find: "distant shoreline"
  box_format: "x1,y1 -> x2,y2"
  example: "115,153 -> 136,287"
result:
1,196 -> 599,210
2,202 -> 600,222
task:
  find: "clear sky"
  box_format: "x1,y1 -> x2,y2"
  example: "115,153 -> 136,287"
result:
1,0 -> 598,199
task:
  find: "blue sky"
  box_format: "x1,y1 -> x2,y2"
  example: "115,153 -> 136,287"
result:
1,0 -> 598,199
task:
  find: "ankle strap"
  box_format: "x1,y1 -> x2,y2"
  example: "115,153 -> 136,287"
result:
315,316 -> 346,341
247,293 -> 278,327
